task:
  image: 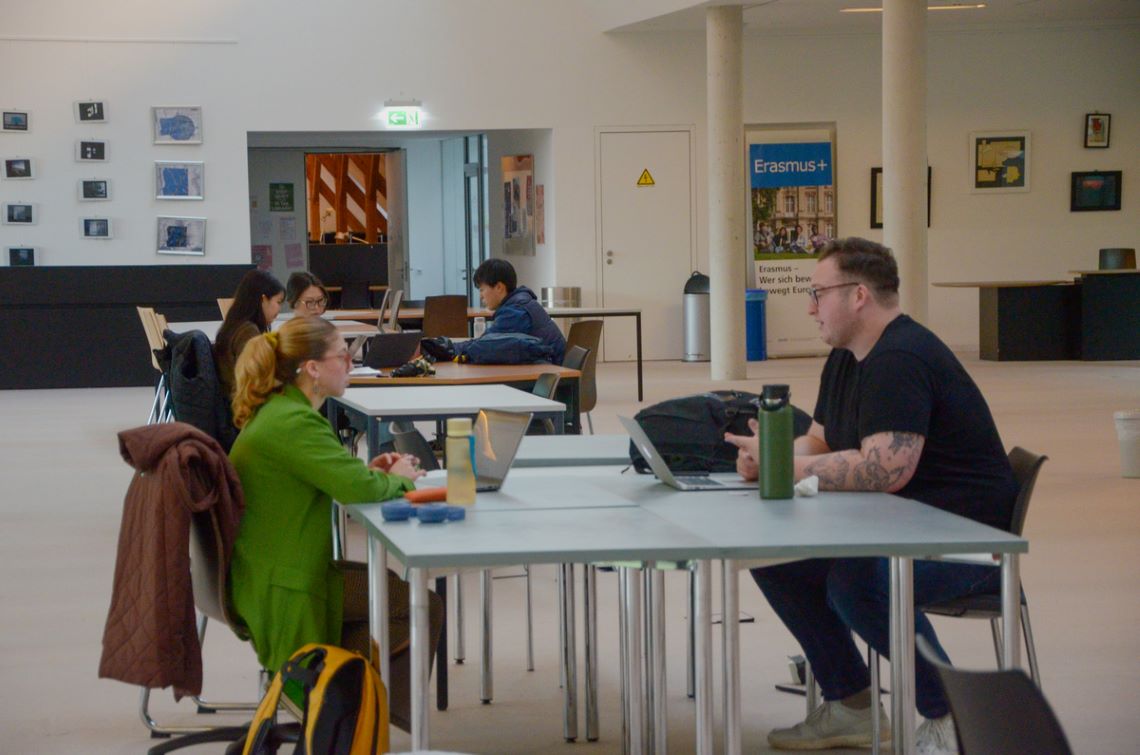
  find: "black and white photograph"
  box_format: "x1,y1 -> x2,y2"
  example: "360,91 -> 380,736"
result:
156,215 -> 206,255
2,110 -> 29,131
79,178 -> 111,201
76,139 -> 108,162
75,101 -> 107,123
81,217 -> 113,239
3,202 -> 36,224
3,158 -> 34,180
7,247 -> 36,266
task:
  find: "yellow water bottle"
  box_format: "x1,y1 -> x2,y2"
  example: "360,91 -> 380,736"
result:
445,417 -> 477,504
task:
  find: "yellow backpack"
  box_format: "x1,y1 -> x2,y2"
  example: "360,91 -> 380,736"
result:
241,643 -> 389,755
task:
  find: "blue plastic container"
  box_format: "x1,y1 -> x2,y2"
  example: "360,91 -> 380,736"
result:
745,289 -> 768,361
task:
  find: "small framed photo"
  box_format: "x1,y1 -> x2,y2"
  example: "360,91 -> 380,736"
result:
3,202 -> 36,225
76,139 -> 108,162
79,178 -> 111,201
970,130 -> 1030,193
1070,171 -> 1122,212
8,247 -> 36,266
81,217 -> 113,239
157,216 -> 206,255
871,166 -> 931,229
155,161 -> 204,200
3,158 -> 34,180
1084,113 -> 1110,149
75,100 -> 107,123
152,106 -> 203,144
2,110 -> 29,132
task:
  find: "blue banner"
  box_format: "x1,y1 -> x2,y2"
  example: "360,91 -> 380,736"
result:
750,142 -> 833,188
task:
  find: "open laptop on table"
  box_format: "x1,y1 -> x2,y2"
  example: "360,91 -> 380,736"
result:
471,409 -> 533,491
362,331 -> 424,369
619,415 -> 757,491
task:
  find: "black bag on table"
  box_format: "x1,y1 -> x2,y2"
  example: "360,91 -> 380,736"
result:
629,390 -> 812,474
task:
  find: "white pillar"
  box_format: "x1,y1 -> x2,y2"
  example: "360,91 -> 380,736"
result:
882,0 -> 928,323
706,5 -> 747,380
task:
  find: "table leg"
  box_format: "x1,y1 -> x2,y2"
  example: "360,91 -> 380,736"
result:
454,573 -> 465,663
722,560 -> 740,755
367,539 -> 390,691
435,576 -> 448,711
480,569 -> 493,703
695,560 -> 713,755
650,568 -> 667,754
623,568 -> 644,754
889,557 -> 915,755
618,568 -> 630,753
635,312 -> 644,402
585,565 -> 599,741
367,417 -> 381,460
561,563 -> 579,741
410,567 -> 430,750
1001,553 -> 1021,669
686,569 -> 696,699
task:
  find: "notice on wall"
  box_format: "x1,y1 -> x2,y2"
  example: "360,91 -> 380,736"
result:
284,242 -> 304,268
536,184 -> 545,245
269,182 -> 294,212
251,244 -> 273,271
278,216 -> 297,242
252,215 -> 273,243
502,155 -> 535,256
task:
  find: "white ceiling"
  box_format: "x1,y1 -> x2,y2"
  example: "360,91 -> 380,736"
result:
607,0 -> 1140,34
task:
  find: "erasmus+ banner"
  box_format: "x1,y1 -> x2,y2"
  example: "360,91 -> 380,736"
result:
748,137 -> 836,357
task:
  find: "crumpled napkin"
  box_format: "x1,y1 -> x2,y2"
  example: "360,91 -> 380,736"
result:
794,475 -> 819,497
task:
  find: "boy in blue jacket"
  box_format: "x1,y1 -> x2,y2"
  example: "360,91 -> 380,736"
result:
470,258 -> 566,364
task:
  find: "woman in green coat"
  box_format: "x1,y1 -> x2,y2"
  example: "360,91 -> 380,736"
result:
228,315 -> 442,730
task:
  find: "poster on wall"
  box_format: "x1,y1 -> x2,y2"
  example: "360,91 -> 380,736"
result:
747,130 -> 836,357
251,244 -> 273,271
502,155 -> 535,256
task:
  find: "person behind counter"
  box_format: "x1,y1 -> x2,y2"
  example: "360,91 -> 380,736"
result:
214,269 -> 285,399
227,315 -> 443,730
285,271 -> 329,317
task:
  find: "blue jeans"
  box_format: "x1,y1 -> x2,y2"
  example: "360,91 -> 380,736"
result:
750,557 -> 1001,719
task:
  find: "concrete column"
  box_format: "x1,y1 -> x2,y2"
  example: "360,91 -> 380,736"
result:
706,5 -> 747,380
882,0 -> 928,322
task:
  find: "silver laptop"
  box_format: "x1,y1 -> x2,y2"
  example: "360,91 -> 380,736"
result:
471,409 -> 534,491
619,415 -> 757,491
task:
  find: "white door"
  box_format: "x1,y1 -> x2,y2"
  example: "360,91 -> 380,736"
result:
599,130 -> 693,360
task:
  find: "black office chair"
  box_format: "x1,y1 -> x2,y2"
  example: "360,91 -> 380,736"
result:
528,372 -> 562,435
916,636 -> 1073,755
388,421 -> 441,470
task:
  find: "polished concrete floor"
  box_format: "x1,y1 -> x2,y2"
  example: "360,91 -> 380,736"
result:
1,354 -> 1136,753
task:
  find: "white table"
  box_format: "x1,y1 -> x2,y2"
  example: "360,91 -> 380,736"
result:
331,384 -> 567,458
546,306 -> 643,401
513,433 -> 631,467
168,318 -> 377,342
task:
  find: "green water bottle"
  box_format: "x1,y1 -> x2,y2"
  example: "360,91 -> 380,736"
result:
759,384 -> 794,499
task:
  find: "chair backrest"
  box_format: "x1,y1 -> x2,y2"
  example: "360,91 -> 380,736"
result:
217,297 -> 234,318
339,281 -> 372,309
562,345 -> 590,372
136,306 -> 165,372
373,289 -> 392,330
381,289 -> 404,333
388,421 -> 441,471
916,636 -> 1072,755
565,320 -> 603,413
1007,447 -> 1047,535
531,371 -> 560,400
423,294 -> 470,338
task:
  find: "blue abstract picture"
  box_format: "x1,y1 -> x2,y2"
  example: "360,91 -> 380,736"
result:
165,225 -> 188,247
160,167 -> 190,196
159,115 -> 197,141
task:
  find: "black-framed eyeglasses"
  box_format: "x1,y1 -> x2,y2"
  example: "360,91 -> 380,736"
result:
300,297 -> 328,310
807,281 -> 859,306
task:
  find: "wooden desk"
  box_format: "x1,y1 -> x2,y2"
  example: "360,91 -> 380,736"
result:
396,306 -> 492,322
169,319 -> 377,342
933,281 -> 1080,360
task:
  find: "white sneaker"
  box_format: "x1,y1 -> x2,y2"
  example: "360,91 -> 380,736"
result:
768,700 -> 891,750
916,713 -> 958,755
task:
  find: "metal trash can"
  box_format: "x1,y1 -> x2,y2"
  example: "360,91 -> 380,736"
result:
745,289 -> 768,361
683,271 -> 710,362
540,286 -> 581,308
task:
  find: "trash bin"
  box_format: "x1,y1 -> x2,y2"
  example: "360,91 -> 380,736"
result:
540,286 -> 581,308
1115,410 -> 1140,478
745,289 -> 767,361
683,271 -> 710,362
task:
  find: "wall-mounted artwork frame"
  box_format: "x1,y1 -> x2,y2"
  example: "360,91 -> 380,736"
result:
870,166 -> 931,229
3,158 -> 34,180
81,217 -> 113,239
157,216 -> 206,255
1084,113 -> 1110,149
970,130 -> 1030,193
79,178 -> 111,201
1070,170 -> 1122,212
8,247 -> 36,266
2,110 -> 29,132
75,100 -> 107,123
152,106 -> 203,144
3,202 -> 36,225
156,161 -> 204,200
76,139 -> 108,162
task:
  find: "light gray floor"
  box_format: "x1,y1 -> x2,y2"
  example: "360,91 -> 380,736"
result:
1,355 -> 1136,753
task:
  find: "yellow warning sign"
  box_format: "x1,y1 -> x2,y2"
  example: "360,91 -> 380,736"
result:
636,169 -> 655,186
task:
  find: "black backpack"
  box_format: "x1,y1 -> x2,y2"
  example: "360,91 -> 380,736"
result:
629,390 -> 812,474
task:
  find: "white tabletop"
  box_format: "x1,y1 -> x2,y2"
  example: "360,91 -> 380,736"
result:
514,434 -> 631,467
335,384 -> 564,417
168,319 -> 377,342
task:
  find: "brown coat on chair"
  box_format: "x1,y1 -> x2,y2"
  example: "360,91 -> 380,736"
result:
98,422 -> 244,699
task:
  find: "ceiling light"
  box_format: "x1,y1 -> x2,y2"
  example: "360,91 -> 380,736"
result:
840,3 -> 987,12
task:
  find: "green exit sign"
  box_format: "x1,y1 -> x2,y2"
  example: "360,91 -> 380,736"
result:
386,107 -> 422,128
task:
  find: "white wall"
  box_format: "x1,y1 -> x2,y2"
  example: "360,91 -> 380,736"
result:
1,1 -> 1136,348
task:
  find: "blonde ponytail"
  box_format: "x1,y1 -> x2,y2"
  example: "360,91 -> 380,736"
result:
231,317 -> 338,428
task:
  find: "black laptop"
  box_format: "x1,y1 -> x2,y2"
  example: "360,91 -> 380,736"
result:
362,331 -> 423,369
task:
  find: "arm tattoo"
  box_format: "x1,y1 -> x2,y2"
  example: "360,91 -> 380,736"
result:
803,432 -> 923,492
803,454 -> 850,489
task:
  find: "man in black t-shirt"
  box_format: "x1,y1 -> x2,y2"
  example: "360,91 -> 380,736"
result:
725,237 -> 1016,754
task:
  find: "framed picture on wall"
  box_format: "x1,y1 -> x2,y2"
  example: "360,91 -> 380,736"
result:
157,216 -> 206,255
1084,113 -> 1110,149
3,202 -> 36,225
79,178 -> 111,201
2,110 -> 29,132
75,100 -> 107,123
76,139 -> 108,162
3,158 -> 34,180
8,247 -> 36,266
1070,171 -> 1122,212
155,161 -> 204,200
970,131 -> 1030,192
870,166 -> 931,229
152,106 -> 203,144
81,217 -> 113,239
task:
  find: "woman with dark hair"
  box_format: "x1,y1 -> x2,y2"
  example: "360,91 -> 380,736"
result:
228,316 -> 442,730
285,271 -> 329,316
214,269 -> 285,399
